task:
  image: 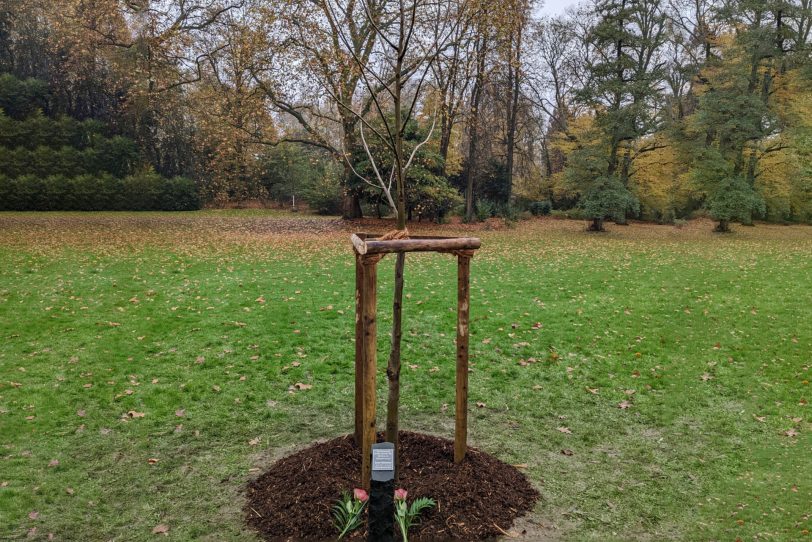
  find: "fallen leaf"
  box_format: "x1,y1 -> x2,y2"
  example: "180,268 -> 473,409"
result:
561,449 -> 574,456
701,373 -> 713,381
147,458 -> 159,464
585,387 -> 599,395
47,459 -> 59,467
557,427 -> 572,434
512,463 -> 528,469
126,410 -> 145,418
476,402 -> 486,408
618,401 -> 632,410
152,524 -> 170,535
195,356 -> 205,364
175,409 -> 185,417
28,511 -> 39,520
783,428 -> 799,437
248,437 -> 261,446
754,415 -> 766,423
76,410 -> 86,417
293,382 -> 312,390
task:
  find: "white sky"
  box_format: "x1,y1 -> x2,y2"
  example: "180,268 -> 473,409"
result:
537,0 -> 580,16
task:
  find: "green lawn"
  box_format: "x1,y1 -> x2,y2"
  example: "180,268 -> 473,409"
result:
1,213 -> 810,541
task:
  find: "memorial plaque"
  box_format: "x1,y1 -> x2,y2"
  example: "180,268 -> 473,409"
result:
371,442 -> 395,482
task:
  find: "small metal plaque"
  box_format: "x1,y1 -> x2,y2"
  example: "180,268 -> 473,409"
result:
371,442 -> 395,482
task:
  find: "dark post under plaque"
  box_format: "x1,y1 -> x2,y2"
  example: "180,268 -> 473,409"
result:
368,442 -> 395,541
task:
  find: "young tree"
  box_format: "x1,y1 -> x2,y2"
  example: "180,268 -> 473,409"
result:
335,0 -> 458,461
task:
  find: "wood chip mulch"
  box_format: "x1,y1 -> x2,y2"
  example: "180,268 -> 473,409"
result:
246,431 -> 539,541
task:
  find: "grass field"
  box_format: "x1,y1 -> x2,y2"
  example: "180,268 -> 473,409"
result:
1,212 -> 810,541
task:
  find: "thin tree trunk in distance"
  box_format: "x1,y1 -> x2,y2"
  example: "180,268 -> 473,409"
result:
386,251 -> 405,472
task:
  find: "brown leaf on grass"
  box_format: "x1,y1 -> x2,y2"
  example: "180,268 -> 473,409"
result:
561,449 -> 574,456
585,387 -> 599,394
701,373 -> 713,381
28,511 -> 39,520
65,487 -> 74,495
212,385 -> 221,392
77,409 -> 86,417
631,370 -> 640,378
557,427 -> 572,434
512,463 -> 528,469
48,459 -> 59,467
753,415 -> 766,423
255,296 -> 266,304
624,389 -> 636,395
532,322 -> 543,330
152,524 -> 170,535
783,428 -> 799,437
618,401 -> 632,410
292,383 -> 312,391
147,458 -> 159,464
195,356 -> 205,364
126,410 -> 145,418
482,338 -> 492,344
248,437 -> 261,446
175,409 -> 185,417
476,402 -> 486,408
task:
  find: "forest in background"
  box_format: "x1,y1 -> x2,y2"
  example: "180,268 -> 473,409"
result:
0,0 -> 810,229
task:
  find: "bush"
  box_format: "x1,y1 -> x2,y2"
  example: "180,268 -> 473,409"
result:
528,200 -> 552,216
161,176 -> 200,211
475,199 -> 495,221
304,177 -> 342,215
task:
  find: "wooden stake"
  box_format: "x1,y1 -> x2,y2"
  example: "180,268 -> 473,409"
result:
361,255 -> 380,490
354,254 -> 364,446
455,252 -> 472,464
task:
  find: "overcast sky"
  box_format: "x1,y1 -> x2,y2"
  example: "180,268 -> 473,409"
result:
537,0 -> 580,16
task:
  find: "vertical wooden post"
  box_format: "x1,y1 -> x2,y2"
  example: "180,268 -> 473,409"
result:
354,254 -> 364,445
361,255 -> 379,490
455,252 -> 472,464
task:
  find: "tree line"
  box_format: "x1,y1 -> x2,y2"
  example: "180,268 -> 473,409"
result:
0,0 -> 809,229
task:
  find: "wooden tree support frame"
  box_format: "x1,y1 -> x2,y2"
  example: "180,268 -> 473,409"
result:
351,233 -> 481,489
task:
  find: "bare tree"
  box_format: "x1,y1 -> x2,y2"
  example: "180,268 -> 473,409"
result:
331,0 -> 459,462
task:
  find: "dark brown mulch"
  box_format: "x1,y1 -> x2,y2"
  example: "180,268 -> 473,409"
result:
246,432 -> 539,541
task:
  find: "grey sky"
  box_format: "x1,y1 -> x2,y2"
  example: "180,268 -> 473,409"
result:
537,0 -> 580,16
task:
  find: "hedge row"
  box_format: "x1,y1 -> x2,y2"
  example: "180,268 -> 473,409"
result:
0,172 -> 200,211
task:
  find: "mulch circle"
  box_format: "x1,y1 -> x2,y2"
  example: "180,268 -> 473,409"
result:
246,431 -> 539,541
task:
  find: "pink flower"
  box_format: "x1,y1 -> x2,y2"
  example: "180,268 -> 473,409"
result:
353,488 -> 369,502
394,488 -> 408,501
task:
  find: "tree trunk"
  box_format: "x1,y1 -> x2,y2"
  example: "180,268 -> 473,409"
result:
588,217 -> 605,232
464,31 -> 488,222
385,252 -> 405,471
715,219 -> 731,233
505,20 -> 523,205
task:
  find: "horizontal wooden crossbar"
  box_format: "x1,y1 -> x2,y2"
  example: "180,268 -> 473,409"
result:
351,233 -> 481,255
